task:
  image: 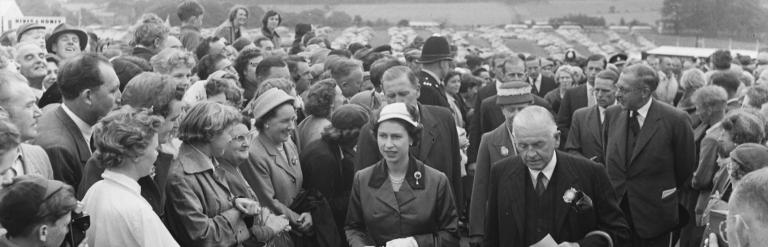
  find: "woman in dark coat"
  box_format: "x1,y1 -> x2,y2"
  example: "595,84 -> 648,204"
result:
300,104 -> 369,244
345,102 -> 459,247
260,10 -> 282,48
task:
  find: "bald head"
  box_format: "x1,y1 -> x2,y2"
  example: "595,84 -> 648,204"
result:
512,105 -> 557,136
729,167 -> 768,245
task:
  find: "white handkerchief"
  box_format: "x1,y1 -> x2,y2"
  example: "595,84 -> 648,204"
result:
662,188 -> 677,199
530,234 -> 558,247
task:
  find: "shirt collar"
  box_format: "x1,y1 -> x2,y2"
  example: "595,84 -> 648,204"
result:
61,103 -> 93,140
101,170 -> 141,194
528,151 -> 557,183
635,98 -> 653,118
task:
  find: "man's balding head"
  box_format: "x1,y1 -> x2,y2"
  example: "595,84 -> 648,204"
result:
728,167 -> 768,246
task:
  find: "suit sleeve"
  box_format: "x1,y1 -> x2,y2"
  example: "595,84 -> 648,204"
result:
469,134 -> 492,237
165,172 -> 250,245
468,89 -> 485,164
691,136 -> 720,190
355,124 -> 381,171
482,163 -> 501,247
578,162 -> 631,247
564,112 -> 584,156
412,173 -> 460,247
447,120 -> 464,214
673,113 -> 696,188
344,172 -> 375,247
44,146 -> 83,189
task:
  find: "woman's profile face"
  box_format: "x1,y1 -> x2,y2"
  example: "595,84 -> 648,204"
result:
211,124 -> 236,156
377,120 -> 412,165
263,104 -> 297,143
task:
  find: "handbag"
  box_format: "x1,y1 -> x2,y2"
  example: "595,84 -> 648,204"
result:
701,209 -> 728,247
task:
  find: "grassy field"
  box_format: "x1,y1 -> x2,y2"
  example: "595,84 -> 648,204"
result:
261,0 -> 662,26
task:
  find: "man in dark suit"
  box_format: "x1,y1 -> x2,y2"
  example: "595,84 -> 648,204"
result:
416,36 -> 453,109
477,57 -> 551,138
565,70 -> 619,163
603,64 -> 695,246
557,54 -> 606,147
468,54 -> 512,165
484,105 -> 629,247
356,65 -> 463,214
468,81 -> 532,245
525,56 -> 558,98
35,53 -> 122,189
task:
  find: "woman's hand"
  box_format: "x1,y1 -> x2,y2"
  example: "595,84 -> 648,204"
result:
264,214 -> 290,233
233,198 -> 260,215
296,212 -> 313,231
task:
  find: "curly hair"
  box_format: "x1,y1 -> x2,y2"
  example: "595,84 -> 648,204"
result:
121,72 -> 188,118
721,109 -> 766,145
205,70 -> 243,106
305,79 -> 338,118
257,77 -> 294,97
150,48 -> 196,74
133,20 -> 170,48
178,101 -> 242,144
92,106 -> 163,169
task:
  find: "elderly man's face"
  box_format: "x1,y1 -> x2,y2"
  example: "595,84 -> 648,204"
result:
53,33 -> 82,59
615,73 -> 650,110
16,44 -> 47,80
383,74 -> 419,107
2,82 -> 42,141
514,124 -> 559,171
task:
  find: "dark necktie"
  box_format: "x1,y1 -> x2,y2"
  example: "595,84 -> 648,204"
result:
628,110 -> 640,136
535,173 -> 548,196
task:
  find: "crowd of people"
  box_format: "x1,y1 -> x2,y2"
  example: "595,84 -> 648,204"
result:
0,1 -> 768,247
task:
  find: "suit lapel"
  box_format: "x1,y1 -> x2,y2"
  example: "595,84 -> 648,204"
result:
552,152 -> 578,235
55,107 -> 90,162
257,135 -> 298,181
503,157 -> 526,236
630,101 -> 660,163
374,178 -> 400,212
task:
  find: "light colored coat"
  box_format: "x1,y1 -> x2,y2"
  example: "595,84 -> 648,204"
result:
240,134 -> 304,221
18,143 -> 54,179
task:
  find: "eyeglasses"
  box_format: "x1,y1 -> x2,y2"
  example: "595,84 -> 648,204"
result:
505,72 -> 526,79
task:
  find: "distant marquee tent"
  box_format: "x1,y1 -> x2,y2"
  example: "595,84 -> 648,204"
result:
1,0 -> 65,33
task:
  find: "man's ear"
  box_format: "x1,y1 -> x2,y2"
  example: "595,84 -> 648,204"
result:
80,88 -> 93,105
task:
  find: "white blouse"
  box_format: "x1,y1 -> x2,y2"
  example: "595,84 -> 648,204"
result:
82,170 -> 179,247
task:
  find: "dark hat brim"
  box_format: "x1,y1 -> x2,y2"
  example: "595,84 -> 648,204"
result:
496,95 -> 533,106
416,54 -> 453,64
46,28 -> 88,54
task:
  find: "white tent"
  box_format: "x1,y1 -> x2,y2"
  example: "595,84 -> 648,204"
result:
1,0 -> 24,32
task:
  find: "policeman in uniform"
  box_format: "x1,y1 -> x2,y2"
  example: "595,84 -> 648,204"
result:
416,36 -> 454,109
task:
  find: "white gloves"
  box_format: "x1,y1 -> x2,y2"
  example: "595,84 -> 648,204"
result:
386,237 -> 418,247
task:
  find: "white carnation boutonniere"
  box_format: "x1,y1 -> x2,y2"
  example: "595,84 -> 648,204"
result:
563,187 -> 593,212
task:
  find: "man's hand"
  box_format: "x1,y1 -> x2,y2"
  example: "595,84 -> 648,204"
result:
264,214 -> 290,233
296,212 -> 313,231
